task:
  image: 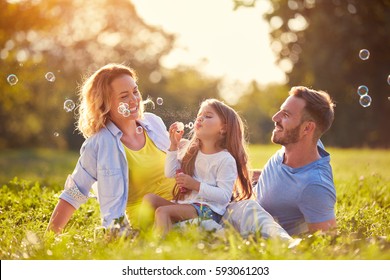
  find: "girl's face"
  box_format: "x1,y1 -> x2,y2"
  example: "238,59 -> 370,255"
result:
194,104 -> 225,141
109,74 -> 141,122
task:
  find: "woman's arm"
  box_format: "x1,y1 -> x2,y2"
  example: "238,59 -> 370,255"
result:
46,199 -> 76,234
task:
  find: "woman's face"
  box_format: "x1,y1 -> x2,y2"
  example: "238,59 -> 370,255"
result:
109,74 -> 141,122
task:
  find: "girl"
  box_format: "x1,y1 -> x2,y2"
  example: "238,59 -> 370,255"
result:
143,99 -> 252,235
46,63 -> 175,236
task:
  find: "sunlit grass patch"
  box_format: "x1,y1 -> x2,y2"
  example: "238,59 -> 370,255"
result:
0,146 -> 389,259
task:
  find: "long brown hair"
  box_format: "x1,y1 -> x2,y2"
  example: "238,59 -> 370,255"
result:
172,99 -> 252,201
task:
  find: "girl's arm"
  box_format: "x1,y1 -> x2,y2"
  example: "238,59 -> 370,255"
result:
165,122 -> 184,177
46,199 -> 76,234
165,150 -> 181,177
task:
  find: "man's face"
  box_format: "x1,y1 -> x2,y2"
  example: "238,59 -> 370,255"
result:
271,95 -> 306,145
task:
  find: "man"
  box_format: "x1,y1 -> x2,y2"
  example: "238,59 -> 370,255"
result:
224,86 -> 336,237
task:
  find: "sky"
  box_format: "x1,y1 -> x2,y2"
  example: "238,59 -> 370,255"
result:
131,0 -> 286,88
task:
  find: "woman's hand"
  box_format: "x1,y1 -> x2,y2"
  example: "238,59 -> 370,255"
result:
168,122 -> 184,151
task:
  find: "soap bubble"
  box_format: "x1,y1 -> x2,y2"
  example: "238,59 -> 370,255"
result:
142,99 -> 155,110
359,49 -> 370,60
122,109 -> 131,117
118,102 -> 129,115
359,95 -> 372,107
156,97 -> 163,105
118,102 -> 136,117
387,75 -> 390,85
53,132 -> 59,137
136,126 -> 143,134
7,74 -> 18,86
357,85 -> 369,96
176,122 -> 184,132
45,72 -> 56,82
63,99 -> 75,112
185,122 -> 194,129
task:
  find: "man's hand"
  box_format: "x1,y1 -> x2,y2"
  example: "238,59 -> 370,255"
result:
307,218 -> 337,234
251,169 -> 262,184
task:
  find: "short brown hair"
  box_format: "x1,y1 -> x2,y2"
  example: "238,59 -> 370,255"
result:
289,86 -> 335,139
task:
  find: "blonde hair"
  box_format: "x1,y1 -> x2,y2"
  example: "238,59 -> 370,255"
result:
173,99 -> 252,202
77,63 -> 143,138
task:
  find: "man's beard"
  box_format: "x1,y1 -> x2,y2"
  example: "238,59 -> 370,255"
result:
271,123 -> 302,146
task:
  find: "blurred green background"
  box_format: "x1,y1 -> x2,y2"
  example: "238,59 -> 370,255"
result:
1,0 -> 389,151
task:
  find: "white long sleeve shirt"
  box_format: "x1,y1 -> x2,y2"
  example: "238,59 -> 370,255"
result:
165,149 -> 237,215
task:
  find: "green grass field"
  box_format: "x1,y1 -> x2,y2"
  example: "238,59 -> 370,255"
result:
0,145 -> 389,260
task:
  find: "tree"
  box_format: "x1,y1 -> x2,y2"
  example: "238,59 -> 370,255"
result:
0,0 -> 174,149
263,0 -> 390,147
234,82 -> 289,143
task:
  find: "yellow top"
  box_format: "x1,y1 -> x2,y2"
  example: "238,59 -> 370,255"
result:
123,131 -> 175,227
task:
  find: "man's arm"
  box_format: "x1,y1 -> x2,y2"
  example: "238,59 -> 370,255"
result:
307,218 -> 337,233
300,181 -> 337,234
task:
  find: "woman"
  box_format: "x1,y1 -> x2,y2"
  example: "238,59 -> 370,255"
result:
46,63 -> 175,235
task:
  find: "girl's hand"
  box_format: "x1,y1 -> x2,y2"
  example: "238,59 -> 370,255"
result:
176,173 -> 200,192
168,122 -> 184,151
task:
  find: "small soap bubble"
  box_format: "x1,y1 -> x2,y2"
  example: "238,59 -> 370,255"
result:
118,102 -> 129,115
156,97 -> 163,106
122,109 -> 131,117
136,126 -> 143,134
63,99 -> 75,112
176,122 -> 184,132
387,75 -> 390,85
359,49 -> 370,60
45,72 -> 56,82
357,85 -> 369,96
359,95 -> 372,107
53,132 -> 59,137
187,122 -> 194,129
7,74 -> 18,86
142,99 -> 155,110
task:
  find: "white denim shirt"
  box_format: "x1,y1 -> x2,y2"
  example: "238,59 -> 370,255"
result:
59,113 -> 170,228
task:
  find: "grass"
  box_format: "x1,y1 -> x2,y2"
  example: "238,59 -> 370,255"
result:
0,145 -> 389,260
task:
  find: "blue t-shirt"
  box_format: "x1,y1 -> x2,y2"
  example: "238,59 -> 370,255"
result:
254,145 -> 336,236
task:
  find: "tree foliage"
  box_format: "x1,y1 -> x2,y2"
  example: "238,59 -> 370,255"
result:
263,0 -> 390,147
0,0 -> 220,149
234,82 -> 289,143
